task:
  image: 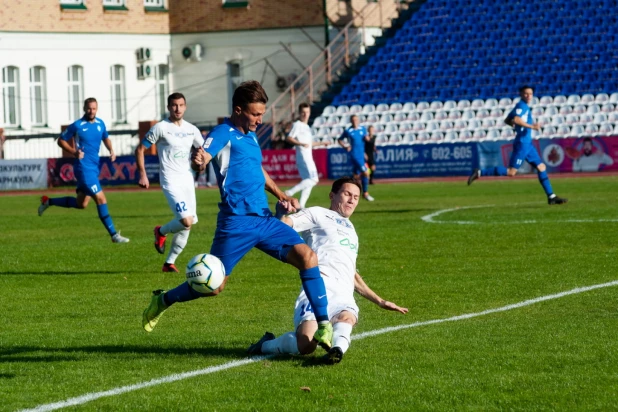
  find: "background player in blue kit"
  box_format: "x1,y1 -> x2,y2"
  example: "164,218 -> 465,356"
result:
467,86 -> 568,205
142,81 -> 334,349
338,115 -> 375,201
38,98 -> 129,243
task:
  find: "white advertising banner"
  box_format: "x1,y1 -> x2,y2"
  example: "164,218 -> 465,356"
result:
0,159 -> 48,190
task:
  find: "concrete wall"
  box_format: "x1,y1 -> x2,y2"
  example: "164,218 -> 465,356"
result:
170,26 -> 325,125
0,32 -> 171,134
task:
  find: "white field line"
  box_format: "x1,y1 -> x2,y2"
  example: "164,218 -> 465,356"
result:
421,204 -> 618,224
21,280 -> 618,412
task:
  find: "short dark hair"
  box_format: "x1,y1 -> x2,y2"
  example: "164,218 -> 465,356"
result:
331,176 -> 362,195
298,102 -> 310,112
167,92 -> 186,106
83,97 -> 97,108
583,137 -> 593,144
519,85 -> 534,93
232,80 -> 268,110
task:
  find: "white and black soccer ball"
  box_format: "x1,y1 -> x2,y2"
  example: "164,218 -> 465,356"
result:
186,254 -> 226,294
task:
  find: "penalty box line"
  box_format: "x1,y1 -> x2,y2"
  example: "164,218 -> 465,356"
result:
22,280 -> 618,412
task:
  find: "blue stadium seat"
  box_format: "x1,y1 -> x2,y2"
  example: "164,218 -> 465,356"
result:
329,0 -> 617,108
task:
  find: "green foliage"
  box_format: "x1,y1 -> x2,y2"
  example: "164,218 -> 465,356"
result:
1,176 -> 617,410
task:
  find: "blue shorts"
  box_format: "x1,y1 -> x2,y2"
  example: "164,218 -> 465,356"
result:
210,213 -> 304,275
509,142 -> 542,169
351,156 -> 368,175
75,170 -> 102,196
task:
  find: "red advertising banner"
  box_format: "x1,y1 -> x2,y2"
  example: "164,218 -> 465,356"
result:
262,148 -> 328,181
540,136 -> 618,173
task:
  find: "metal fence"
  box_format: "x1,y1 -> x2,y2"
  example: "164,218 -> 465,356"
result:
1,130 -> 138,160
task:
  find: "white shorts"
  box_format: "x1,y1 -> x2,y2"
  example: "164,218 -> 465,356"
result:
297,161 -> 319,181
293,288 -> 359,329
162,178 -> 198,222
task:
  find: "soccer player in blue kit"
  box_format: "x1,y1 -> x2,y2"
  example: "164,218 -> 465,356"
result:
338,115 -> 375,201
38,98 -> 129,243
142,81 -> 334,349
467,86 -> 568,205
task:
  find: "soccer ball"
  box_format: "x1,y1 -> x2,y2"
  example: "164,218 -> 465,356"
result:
186,253 -> 226,294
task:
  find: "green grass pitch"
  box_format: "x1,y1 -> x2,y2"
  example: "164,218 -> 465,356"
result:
1,175 -> 617,411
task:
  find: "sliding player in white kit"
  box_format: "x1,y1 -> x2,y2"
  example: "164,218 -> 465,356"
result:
135,92 -> 204,272
285,103 -> 327,208
248,177 -> 408,364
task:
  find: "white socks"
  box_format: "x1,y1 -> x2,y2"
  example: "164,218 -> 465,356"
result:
261,332 -> 299,355
261,322 -> 353,356
332,322 -> 353,354
287,178 -> 318,208
166,229 -> 189,264
160,218 -> 188,235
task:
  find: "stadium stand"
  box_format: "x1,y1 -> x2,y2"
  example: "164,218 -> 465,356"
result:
313,0 -> 618,145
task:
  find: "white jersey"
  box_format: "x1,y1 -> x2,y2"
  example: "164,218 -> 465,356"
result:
288,120 -> 317,170
289,206 -> 358,297
144,119 -> 204,187
572,152 -> 614,172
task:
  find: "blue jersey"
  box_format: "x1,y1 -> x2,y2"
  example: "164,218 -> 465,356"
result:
60,117 -> 109,175
338,126 -> 367,162
506,101 -> 533,144
203,118 -> 270,216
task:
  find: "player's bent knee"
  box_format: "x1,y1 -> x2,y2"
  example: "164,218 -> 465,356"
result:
179,216 -> 193,228
537,163 -> 547,172
208,276 -> 229,296
507,169 -> 518,177
288,244 -> 318,269
332,311 -> 357,325
296,333 -> 318,355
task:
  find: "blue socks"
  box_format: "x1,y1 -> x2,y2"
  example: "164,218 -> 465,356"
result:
537,170 -> 554,197
163,282 -> 207,306
299,267 -> 329,322
361,175 -> 369,193
49,197 -> 78,208
96,204 -> 117,236
481,166 -> 508,176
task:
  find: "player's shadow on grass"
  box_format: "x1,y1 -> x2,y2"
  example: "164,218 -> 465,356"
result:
112,214 -> 174,219
0,373 -> 16,379
353,208 -> 435,215
0,345 -> 248,363
261,353 -> 334,368
0,270 -> 141,275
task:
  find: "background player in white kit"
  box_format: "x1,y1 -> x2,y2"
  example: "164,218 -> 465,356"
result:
135,92 -> 204,272
248,177 -> 408,363
285,103 -> 327,208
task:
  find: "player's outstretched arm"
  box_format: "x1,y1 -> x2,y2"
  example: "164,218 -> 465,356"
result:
263,167 -> 300,210
511,116 -> 540,131
103,138 -> 116,162
57,138 -> 83,159
275,200 -> 294,226
286,136 -> 308,148
191,147 -> 211,172
354,272 -> 408,314
134,143 -> 149,189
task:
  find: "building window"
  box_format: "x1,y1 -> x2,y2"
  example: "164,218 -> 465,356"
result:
156,64 -> 169,119
67,65 -> 84,120
103,0 -> 128,10
222,0 -> 249,8
29,66 -> 47,127
227,61 -> 243,112
144,0 -> 165,9
59,0 -> 86,10
2,66 -> 21,127
110,65 -> 126,123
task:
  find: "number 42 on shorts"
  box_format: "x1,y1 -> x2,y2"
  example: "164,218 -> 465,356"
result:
175,201 -> 187,213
